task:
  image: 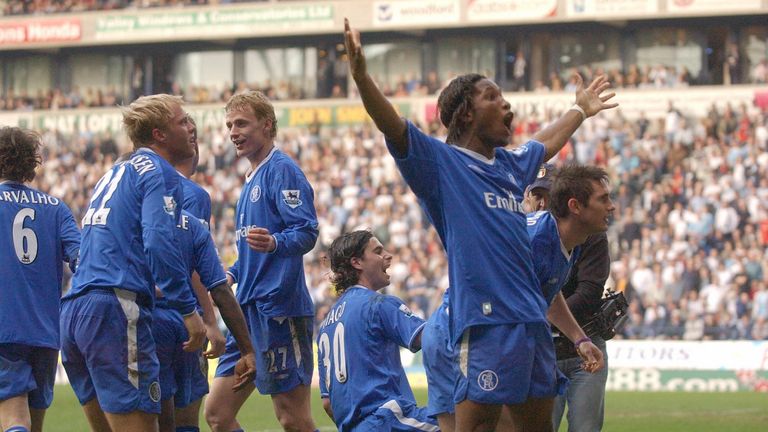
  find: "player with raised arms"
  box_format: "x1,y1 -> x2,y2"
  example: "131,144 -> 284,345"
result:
60,94 -> 206,432
318,230 -> 438,432
344,18 -> 617,431
0,127 -> 81,432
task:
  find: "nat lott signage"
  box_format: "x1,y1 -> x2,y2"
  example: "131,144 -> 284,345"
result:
10,102 -> 412,134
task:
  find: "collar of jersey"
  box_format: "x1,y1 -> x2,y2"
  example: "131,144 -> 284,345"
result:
452,145 -> 496,165
245,147 -> 278,183
136,147 -> 157,156
554,218 -> 573,261
0,180 -> 23,186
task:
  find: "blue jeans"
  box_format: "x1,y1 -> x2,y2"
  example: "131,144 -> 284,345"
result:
552,337 -> 608,432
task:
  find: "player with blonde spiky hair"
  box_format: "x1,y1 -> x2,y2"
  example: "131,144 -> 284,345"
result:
60,94 -> 206,432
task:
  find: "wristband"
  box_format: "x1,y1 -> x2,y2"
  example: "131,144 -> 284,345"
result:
574,336 -> 592,351
570,104 -> 587,121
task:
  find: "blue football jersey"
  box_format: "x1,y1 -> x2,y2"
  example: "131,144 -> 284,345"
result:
0,182 -> 80,348
179,210 -> 227,290
227,148 -> 318,317
386,121 -> 547,344
156,210 -> 227,309
180,176 -> 211,229
67,148 -> 196,314
317,287 -> 426,431
526,211 -> 581,306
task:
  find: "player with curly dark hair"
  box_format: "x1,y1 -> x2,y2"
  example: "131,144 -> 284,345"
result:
0,126 -> 42,183
318,230 -> 436,431
328,229 -> 374,294
0,127 -> 80,432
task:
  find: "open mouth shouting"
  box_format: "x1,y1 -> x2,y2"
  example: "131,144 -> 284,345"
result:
503,112 -> 515,134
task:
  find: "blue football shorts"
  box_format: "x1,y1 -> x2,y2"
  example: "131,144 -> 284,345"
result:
151,306 -> 208,407
453,322 -> 567,405
354,400 -> 439,432
60,288 -> 161,414
421,302 -> 456,416
0,343 -> 58,409
215,303 -> 313,395
174,338 -> 209,407
152,306 -> 185,402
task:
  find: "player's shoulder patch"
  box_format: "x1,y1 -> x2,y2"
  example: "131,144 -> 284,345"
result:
398,303 -> 414,317
281,189 -> 302,208
162,196 -> 177,215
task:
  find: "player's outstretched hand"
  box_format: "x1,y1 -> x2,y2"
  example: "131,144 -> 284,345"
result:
246,227 -> 276,253
233,352 -> 257,392
574,74 -> 618,118
344,18 -> 366,81
203,322 -> 226,359
577,341 -> 605,373
182,312 -> 206,352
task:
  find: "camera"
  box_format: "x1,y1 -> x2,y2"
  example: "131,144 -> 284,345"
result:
581,289 -> 629,340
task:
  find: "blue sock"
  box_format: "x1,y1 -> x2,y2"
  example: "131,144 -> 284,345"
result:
175,428 -> 200,432
5,427 -> 30,432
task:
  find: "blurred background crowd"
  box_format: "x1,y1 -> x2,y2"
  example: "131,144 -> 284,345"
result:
4,62 -> 767,112
26,92 -> 768,341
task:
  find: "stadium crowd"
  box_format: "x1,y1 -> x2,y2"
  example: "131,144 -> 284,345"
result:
5,61 -> 768,112
26,96 -> 768,342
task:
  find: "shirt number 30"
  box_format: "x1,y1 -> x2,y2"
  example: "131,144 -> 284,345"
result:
318,323 -> 348,385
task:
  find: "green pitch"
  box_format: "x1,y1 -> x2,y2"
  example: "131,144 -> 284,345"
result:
45,385 -> 767,431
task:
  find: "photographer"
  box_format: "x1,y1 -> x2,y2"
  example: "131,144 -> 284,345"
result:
552,233 -> 611,432
526,166 -> 615,432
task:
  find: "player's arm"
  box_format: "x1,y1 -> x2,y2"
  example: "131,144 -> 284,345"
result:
344,18 -> 407,155
210,281 -> 256,391
188,217 -> 236,358
548,292 -> 604,373
378,297 -> 427,352
322,397 -> 334,421
226,260 -> 239,286
58,204 -> 81,273
533,75 -> 617,161
190,272 -> 226,358
141,171 -> 205,350
566,233 -> 610,320
318,336 -> 333,420
410,331 -> 423,351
